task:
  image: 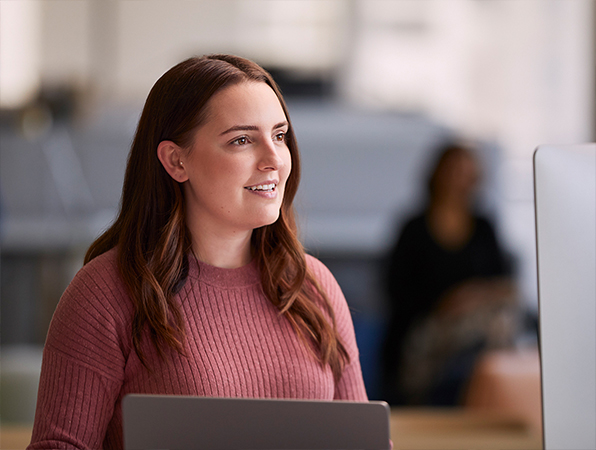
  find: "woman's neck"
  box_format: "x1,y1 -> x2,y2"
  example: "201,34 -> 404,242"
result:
189,226 -> 253,269
427,197 -> 474,250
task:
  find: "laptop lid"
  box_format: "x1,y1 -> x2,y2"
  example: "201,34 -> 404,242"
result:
534,143 -> 596,450
122,395 -> 391,450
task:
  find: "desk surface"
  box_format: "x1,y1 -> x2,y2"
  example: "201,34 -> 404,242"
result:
1,408 -> 542,450
391,408 -> 542,450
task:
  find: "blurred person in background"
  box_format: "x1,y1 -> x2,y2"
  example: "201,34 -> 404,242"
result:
380,141 -> 519,406
28,54 -> 367,450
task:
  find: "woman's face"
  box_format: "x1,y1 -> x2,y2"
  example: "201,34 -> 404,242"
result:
435,151 -> 479,201
181,81 -> 292,236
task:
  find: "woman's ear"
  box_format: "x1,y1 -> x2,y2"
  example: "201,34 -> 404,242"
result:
157,140 -> 189,183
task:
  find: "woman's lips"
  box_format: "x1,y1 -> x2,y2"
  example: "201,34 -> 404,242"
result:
245,182 -> 276,192
244,181 -> 279,199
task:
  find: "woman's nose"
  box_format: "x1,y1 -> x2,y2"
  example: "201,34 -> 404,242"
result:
258,140 -> 284,171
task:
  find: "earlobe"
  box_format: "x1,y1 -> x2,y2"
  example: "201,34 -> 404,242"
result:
157,140 -> 189,183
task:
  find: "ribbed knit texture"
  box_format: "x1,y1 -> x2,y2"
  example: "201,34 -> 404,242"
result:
28,249 -> 367,449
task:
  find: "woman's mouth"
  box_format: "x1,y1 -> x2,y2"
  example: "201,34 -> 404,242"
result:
245,183 -> 277,192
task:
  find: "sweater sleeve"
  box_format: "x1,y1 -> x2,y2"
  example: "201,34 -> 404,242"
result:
305,255 -> 368,402
28,250 -> 131,450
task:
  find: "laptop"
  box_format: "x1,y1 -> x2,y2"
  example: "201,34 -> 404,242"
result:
534,143 -> 596,450
122,395 -> 391,450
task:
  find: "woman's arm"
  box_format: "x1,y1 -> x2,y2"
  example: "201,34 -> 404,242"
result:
28,250 -> 130,449
28,349 -> 123,449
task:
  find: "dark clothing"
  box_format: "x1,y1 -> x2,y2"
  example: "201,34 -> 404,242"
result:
381,213 -> 510,404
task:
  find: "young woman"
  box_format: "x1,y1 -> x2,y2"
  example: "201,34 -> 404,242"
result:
28,55 -> 367,449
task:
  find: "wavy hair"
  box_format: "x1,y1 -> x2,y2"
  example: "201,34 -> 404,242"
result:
85,55 -> 349,382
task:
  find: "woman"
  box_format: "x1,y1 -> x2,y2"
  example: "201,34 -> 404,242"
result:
28,55 -> 367,449
381,142 -> 517,406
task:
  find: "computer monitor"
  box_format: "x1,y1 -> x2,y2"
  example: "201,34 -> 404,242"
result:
534,143 -> 596,450
122,395 -> 391,450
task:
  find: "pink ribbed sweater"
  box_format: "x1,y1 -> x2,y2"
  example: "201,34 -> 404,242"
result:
28,249 -> 367,449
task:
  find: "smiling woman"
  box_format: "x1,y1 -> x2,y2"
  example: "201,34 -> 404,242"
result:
27,55 -> 367,450
157,81 -> 292,268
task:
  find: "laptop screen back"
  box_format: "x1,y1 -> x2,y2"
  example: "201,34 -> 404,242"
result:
534,143 -> 596,449
122,395 -> 391,450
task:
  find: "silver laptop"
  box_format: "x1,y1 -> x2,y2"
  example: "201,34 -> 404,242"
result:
122,395 -> 391,450
534,143 -> 596,450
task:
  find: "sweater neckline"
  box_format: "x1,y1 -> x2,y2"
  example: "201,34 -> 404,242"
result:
188,254 -> 260,288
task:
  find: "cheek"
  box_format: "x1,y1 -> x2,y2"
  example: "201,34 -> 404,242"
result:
198,154 -> 240,186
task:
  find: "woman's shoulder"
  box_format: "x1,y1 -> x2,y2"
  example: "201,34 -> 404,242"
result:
56,247 -> 132,327
45,247 -> 132,380
474,214 -> 494,226
404,213 -> 428,232
472,214 -> 499,236
305,254 -> 334,284
68,248 -> 127,297
305,252 -> 324,269
304,254 -> 345,306
391,213 -> 429,250
392,213 -> 427,238
77,246 -> 120,279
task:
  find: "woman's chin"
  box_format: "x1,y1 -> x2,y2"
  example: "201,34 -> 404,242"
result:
251,211 -> 281,229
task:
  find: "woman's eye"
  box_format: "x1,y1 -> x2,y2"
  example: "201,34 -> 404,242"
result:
232,136 -> 249,145
274,132 -> 286,142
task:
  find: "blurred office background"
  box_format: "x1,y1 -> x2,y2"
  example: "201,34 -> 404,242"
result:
1,0 -> 594,425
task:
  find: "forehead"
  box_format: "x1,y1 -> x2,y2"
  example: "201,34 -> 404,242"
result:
203,81 -> 287,129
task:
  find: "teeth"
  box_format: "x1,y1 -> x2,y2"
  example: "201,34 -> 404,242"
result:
248,183 -> 276,191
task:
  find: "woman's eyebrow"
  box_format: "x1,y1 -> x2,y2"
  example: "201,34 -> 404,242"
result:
219,125 -> 259,136
220,121 -> 288,136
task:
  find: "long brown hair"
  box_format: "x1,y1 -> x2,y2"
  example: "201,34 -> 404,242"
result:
85,55 -> 349,381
